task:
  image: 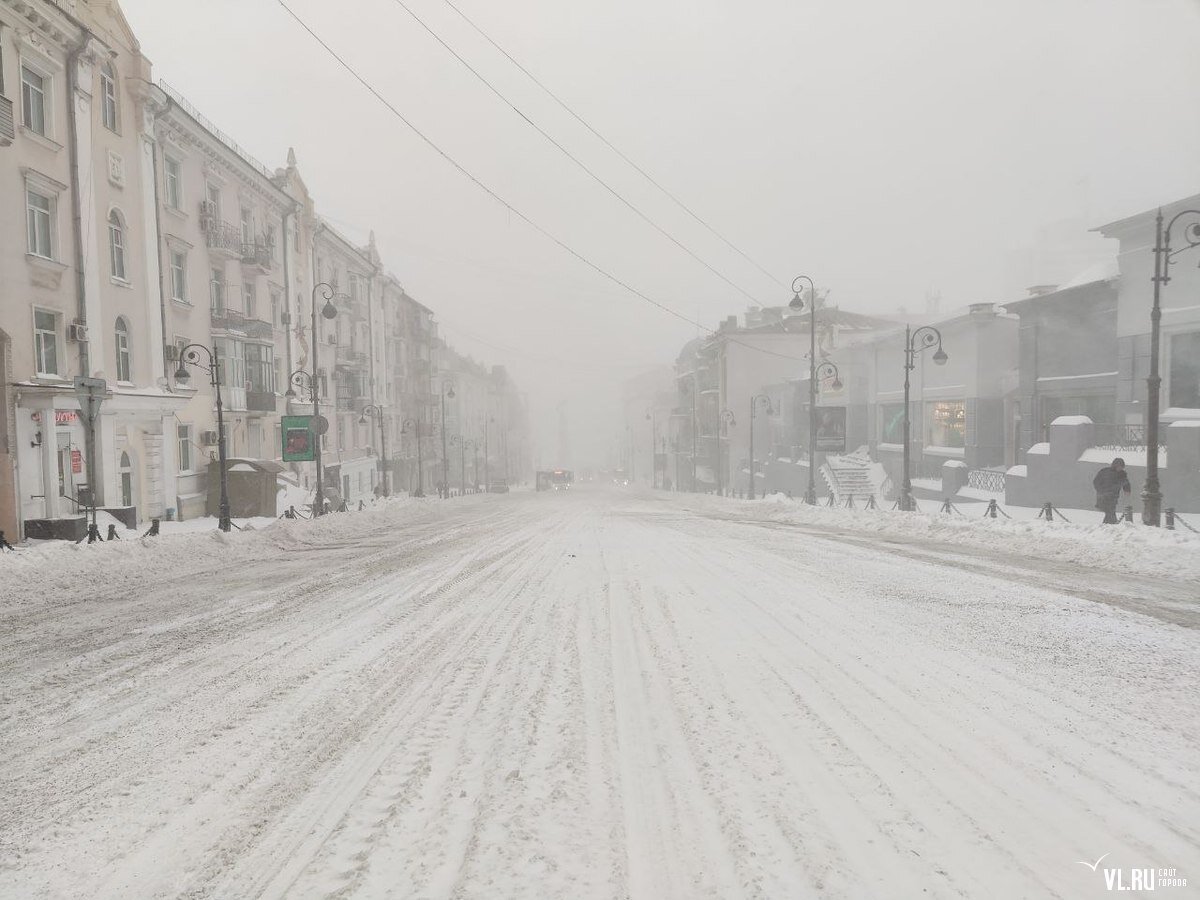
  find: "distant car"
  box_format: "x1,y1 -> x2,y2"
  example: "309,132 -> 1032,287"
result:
488,480 -> 510,493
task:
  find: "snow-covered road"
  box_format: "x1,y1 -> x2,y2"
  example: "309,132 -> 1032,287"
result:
3,488 -> 1197,899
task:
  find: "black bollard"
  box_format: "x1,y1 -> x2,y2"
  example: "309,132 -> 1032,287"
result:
985,499 -> 999,518
0,530 -> 14,551
142,518 -> 160,537
106,524 -> 120,540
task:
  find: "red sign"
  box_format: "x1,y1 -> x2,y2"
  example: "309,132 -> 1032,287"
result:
71,449 -> 83,474
32,410 -> 79,425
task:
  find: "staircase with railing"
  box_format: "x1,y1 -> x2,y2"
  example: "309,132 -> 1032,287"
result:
820,447 -> 890,503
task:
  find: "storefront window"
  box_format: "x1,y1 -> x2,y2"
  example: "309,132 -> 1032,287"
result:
1169,332 -> 1200,410
925,400 -> 965,448
879,403 -> 906,444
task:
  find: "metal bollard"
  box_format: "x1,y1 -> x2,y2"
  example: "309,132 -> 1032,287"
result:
0,530 -> 14,551
106,524 -> 121,540
1166,507 -> 1175,530
985,499 -> 999,518
142,518 -> 160,538
1041,501 -> 1054,521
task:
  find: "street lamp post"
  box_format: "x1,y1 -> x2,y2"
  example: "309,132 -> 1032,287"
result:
789,276 -> 845,505
174,343 -> 231,532
900,324 -> 949,511
748,394 -> 772,500
302,283 -> 339,515
440,380 -> 455,498
1143,207 -> 1200,526
401,418 -> 424,497
359,403 -> 389,496
716,409 -> 735,496
483,415 -> 492,491
680,377 -> 698,491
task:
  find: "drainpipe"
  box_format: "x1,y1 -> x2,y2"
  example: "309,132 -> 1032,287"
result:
66,27 -> 93,377
148,104 -> 170,381
281,205 -> 296,379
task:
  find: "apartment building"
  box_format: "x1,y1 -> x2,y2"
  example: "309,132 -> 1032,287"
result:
147,82 -> 298,518
1,0 -> 186,539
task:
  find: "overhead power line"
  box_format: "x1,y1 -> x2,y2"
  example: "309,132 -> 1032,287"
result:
439,0 -> 789,293
273,0 -> 807,363
383,0 -> 768,309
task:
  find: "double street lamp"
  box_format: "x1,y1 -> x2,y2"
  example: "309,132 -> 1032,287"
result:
900,324 -> 949,511
401,417 -> 425,497
1143,206 -> 1200,526
789,276 -> 843,504
285,282 -> 338,515
747,394 -> 772,501
359,403 -> 389,497
174,343 -> 231,532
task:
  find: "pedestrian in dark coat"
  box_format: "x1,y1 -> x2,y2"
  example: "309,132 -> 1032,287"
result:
1093,457 -> 1131,524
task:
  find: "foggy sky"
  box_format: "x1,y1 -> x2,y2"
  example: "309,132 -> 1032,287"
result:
120,0 -> 1200,466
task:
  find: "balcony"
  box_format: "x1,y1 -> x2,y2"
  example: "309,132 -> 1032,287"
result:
200,208 -> 275,272
241,240 -> 273,273
210,307 -> 274,340
246,390 -> 277,413
202,215 -> 243,258
336,345 -> 367,368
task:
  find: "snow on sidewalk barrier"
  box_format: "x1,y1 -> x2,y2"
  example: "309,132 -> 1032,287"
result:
744,492 -> 1200,583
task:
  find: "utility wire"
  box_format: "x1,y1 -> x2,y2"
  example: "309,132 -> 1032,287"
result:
383,0 -> 768,309
440,0 -> 789,292
273,1 -> 807,363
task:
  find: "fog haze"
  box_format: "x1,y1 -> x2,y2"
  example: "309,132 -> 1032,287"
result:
120,0 -> 1200,466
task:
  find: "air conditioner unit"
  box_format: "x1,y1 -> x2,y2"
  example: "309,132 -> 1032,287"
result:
200,430 -> 219,446
68,323 -> 89,343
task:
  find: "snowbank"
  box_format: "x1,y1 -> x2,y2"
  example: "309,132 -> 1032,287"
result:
0,494 -> 453,611
718,493 -> 1200,583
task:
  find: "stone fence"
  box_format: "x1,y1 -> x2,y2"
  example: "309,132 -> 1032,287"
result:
1003,417 -> 1200,513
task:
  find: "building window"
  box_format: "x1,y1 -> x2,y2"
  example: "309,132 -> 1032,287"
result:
178,424 -> 193,472
240,207 -> 253,245
210,268 -> 226,313
925,400 -> 965,448
34,309 -> 60,376
114,317 -> 132,381
1169,331 -> 1200,410
245,343 -> 274,393
21,64 -> 47,136
164,156 -> 182,209
108,210 -> 127,281
26,189 -> 54,259
100,62 -> 118,132
205,182 -> 221,221
243,282 -> 256,318
170,251 -> 187,301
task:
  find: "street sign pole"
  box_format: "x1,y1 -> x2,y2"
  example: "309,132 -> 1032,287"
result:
73,377 -> 108,544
